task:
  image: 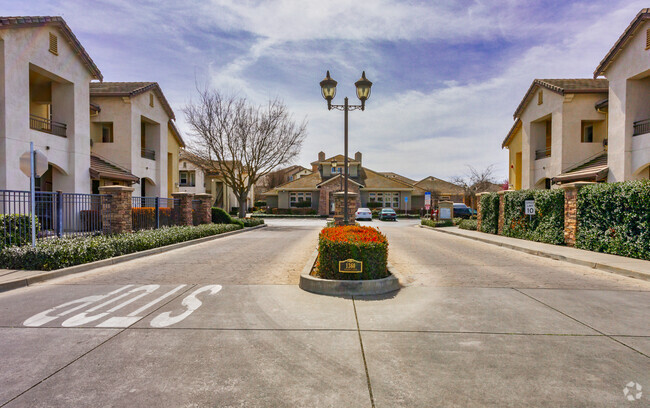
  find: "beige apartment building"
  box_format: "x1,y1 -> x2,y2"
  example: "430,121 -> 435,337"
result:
503,9 -> 650,189
0,17 -> 102,192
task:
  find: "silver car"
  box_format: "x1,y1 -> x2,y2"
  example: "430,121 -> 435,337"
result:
355,207 -> 373,221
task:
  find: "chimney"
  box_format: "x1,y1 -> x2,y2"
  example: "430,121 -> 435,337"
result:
318,151 -> 325,162
355,152 -> 362,164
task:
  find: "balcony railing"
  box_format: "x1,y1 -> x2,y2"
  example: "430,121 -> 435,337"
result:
141,148 -> 155,160
633,119 -> 650,136
535,147 -> 551,160
29,114 -> 67,137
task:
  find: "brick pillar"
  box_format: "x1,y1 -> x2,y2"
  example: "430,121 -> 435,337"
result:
98,185 -> 134,234
560,182 -> 593,247
172,192 -> 195,226
497,190 -> 507,235
195,193 -> 213,224
333,192 -> 358,226
476,192 -> 486,231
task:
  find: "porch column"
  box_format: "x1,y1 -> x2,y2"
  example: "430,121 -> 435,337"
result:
172,192 -> 195,226
98,186 -> 134,234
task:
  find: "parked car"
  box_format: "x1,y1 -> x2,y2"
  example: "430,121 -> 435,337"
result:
355,208 -> 373,221
452,203 -> 474,219
379,208 -> 397,221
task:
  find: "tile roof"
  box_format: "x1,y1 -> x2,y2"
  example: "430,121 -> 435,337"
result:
552,153 -> 608,184
379,172 -> 417,186
502,118 -> 522,148
310,154 -> 357,165
0,16 -> 102,80
513,79 -> 608,119
90,154 -> 139,182
415,176 -> 465,194
594,9 -> 650,78
90,82 -> 175,120
264,172 -> 323,195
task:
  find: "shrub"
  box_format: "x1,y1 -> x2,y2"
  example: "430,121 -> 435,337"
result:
501,189 -> 565,244
1,214 -> 41,249
232,218 -> 265,227
317,226 -> 388,280
458,219 -> 478,230
576,180 -> 650,260
421,219 -> 453,228
479,193 -> 499,234
0,223 -> 242,271
366,202 -> 383,209
254,200 -> 266,207
251,214 -> 323,218
293,200 -> 312,208
212,207 -> 234,224
132,207 -> 174,230
453,217 -> 463,225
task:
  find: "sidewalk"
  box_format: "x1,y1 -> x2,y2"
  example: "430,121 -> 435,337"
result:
422,225 -> 650,281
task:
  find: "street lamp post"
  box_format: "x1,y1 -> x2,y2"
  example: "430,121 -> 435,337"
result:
320,70 -> 372,225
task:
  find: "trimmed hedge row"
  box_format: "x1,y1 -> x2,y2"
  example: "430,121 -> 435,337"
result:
233,218 -> 265,227
458,219 -> 478,230
0,223 -> 242,271
479,193 -> 499,234
501,189 -> 564,244
1,214 -> 40,249
421,219 -> 454,228
317,226 -> 388,280
576,180 -> 650,260
251,214 -> 324,218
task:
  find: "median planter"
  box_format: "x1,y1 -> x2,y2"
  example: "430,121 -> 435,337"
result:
300,225 -> 400,296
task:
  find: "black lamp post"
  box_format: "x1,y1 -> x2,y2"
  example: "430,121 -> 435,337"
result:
320,70 -> 372,225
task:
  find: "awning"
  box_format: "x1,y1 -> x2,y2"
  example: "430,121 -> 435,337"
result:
90,154 -> 140,182
553,154 -> 608,184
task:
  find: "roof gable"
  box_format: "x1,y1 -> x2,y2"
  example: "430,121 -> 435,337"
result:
415,176 -> 465,194
513,79 -> 608,119
168,120 -> 185,148
594,9 -> 650,77
502,118 -> 522,148
90,82 -> 175,120
0,16 -> 102,80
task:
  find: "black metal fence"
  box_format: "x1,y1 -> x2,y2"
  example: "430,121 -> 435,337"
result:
131,196 -> 182,231
1,190 -> 109,248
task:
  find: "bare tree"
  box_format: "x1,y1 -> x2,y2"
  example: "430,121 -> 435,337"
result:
452,165 -> 498,209
184,90 -> 307,218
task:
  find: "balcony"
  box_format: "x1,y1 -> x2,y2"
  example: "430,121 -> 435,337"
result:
141,148 -> 155,160
535,147 -> 551,160
633,119 -> 650,136
30,114 -> 66,137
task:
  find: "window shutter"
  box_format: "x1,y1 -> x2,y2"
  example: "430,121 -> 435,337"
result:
538,90 -> 543,105
150,93 -> 154,107
646,28 -> 650,50
49,33 -> 58,55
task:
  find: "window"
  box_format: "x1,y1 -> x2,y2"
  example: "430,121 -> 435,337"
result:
179,170 -> 195,187
149,93 -> 154,107
537,90 -> 543,105
49,33 -> 58,55
368,192 -> 400,208
289,192 -> 311,207
582,122 -> 594,143
101,123 -> 113,143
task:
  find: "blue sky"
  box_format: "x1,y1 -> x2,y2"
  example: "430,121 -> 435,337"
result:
2,0 -> 646,181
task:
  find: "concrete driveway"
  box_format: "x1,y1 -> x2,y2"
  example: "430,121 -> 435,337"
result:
0,218 -> 648,407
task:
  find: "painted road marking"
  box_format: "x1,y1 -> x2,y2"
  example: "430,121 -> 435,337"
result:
23,284 -> 220,328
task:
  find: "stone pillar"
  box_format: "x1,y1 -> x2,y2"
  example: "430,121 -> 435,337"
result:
476,192 -> 486,231
172,192 -> 195,226
560,182 -> 593,247
497,190 -> 508,235
98,185 -> 134,234
195,193 -> 213,224
333,191 -> 358,226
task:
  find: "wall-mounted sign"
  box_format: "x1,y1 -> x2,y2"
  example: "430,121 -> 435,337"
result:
339,259 -> 363,273
440,207 -> 451,220
525,200 -> 535,215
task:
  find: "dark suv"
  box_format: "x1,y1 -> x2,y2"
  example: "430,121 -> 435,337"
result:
453,203 -> 475,219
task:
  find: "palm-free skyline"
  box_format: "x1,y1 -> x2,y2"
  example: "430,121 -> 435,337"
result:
2,0 -> 646,181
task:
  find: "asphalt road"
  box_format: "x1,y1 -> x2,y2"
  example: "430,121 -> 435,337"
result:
0,219 -> 648,407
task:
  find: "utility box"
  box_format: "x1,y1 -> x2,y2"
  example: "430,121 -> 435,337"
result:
438,201 -> 454,221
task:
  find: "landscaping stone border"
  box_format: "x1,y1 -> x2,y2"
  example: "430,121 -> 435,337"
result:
299,249 -> 401,296
0,224 -> 268,293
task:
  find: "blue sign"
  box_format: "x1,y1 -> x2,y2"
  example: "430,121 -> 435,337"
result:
405,196 -> 408,202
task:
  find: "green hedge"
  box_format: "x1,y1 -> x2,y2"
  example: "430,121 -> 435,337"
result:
576,180 -> 650,260
1,214 -> 40,249
479,193 -> 499,234
233,218 -> 265,227
251,214 -> 323,218
317,226 -> 388,280
421,219 -> 453,228
501,189 -> 564,244
0,223 -> 242,271
212,207 -> 234,224
458,219 -> 478,230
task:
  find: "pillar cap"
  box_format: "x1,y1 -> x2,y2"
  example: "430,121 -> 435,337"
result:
98,186 -> 135,192
559,181 -> 596,190
194,193 -> 213,198
497,190 -> 509,195
171,192 -> 195,197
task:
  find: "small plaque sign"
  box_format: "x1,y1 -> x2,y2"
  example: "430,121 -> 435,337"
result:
339,259 -> 363,273
525,200 -> 535,215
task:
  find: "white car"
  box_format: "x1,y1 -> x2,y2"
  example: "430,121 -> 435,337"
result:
355,208 -> 373,221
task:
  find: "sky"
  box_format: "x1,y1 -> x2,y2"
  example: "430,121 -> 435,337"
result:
3,0 -> 647,182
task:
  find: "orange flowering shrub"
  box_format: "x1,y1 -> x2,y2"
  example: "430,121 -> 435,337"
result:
132,207 -> 175,230
317,226 -> 388,280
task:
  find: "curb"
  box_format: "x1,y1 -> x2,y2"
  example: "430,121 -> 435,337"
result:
298,249 -> 401,296
0,224 -> 268,293
419,225 -> 650,282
